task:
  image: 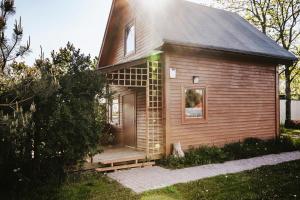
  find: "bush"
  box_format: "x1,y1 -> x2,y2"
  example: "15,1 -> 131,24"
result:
184,146 -> 229,166
223,137 -> 298,160
33,69 -> 107,167
285,120 -> 300,129
159,146 -> 229,169
100,123 -> 118,146
159,137 -> 299,169
0,44 -> 109,199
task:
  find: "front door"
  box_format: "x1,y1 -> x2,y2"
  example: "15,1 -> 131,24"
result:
123,93 -> 136,147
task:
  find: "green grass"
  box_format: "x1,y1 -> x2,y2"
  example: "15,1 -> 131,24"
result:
24,173 -> 139,200
145,160 -> 300,200
22,160 -> 300,200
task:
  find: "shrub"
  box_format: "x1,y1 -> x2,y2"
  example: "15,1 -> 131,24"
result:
159,137 -> 299,169
285,120 -> 300,129
271,135 -> 299,152
0,44 -> 109,199
100,123 -> 118,146
294,139 -> 300,149
158,156 -> 186,169
223,137 -> 298,160
184,146 -> 229,166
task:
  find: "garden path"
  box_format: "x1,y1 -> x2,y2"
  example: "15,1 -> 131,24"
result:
108,151 -> 300,193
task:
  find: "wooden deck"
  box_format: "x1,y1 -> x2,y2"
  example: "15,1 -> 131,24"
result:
93,147 -> 147,164
91,147 -> 154,172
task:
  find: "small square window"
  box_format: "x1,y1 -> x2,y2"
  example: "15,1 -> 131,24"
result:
182,87 -> 207,124
125,22 -> 135,56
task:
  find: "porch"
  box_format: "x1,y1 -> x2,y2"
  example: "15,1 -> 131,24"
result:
92,147 -> 155,172
95,58 -> 164,171
93,147 -> 146,165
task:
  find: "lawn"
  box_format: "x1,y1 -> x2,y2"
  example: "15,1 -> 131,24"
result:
23,159 -> 300,200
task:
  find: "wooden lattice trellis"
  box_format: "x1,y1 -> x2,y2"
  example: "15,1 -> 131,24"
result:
107,65 -> 148,87
147,61 -> 164,156
106,61 -> 164,157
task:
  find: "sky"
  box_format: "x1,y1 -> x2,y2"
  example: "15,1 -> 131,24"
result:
11,0 -> 213,65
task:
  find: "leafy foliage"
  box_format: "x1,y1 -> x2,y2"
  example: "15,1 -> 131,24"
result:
0,2 -> 109,198
285,120 -> 300,129
159,137 -> 299,169
0,43 -> 108,199
99,123 -> 118,146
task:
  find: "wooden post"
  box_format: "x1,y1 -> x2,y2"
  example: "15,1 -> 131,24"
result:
146,61 -> 150,157
275,65 -> 280,138
164,54 -> 171,156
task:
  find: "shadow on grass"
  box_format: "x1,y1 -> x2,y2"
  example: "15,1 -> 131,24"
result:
144,160 -> 300,200
23,172 -> 139,200
21,160 -> 300,200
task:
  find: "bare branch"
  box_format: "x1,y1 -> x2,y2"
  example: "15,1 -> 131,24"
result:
0,95 -> 34,107
291,69 -> 300,82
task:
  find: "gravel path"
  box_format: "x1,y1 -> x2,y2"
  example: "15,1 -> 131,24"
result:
108,151 -> 300,193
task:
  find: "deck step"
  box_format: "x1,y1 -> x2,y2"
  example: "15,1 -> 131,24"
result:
95,161 -> 155,172
91,147 -> 147,165
99,155 -> 146,165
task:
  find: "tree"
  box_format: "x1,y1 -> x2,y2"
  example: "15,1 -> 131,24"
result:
0,0 -> 30,74
216,0 -> 300,126
0,44 -> 109,199
32,43 -> 108,169
0,1 -> 109,197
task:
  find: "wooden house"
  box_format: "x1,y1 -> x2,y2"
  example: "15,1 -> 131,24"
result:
96,0 -> 297,167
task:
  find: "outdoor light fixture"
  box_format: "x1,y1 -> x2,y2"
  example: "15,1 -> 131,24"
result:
170,68 -> 176,79
193,76 -> 200,84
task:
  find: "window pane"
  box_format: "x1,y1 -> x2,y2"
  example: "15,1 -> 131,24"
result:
185,89 -> 204,118
126,25 -> 135,55
111,98 -> 120,124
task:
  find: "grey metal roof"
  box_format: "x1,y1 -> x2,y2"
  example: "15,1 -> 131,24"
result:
136,0 -> 297,62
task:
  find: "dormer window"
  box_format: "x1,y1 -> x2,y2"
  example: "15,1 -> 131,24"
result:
125,22 -> 135,56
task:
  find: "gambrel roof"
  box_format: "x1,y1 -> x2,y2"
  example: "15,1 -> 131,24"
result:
99,0 -> 297,67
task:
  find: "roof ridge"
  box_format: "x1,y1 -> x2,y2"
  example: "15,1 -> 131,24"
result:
181,0 -> 235,15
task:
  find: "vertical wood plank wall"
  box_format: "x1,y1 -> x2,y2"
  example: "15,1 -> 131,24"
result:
165,52 -> 277,151
99,0 -> 161,67
111,86 -> 147,151
136,88 -> 147,151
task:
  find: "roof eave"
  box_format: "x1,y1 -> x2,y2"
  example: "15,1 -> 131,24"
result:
97,0 -> 116,69
97,57 -> 148,73
162,40 -> 298,66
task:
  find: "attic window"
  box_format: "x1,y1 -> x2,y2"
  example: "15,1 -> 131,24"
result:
125,22 -> 135,56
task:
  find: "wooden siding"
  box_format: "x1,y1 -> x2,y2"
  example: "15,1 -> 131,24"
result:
136,88 -> 147,150
99,0 -> 161,67
111,86 -> 147,150
110,86 -> 133,145
165,52 -> 277,151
